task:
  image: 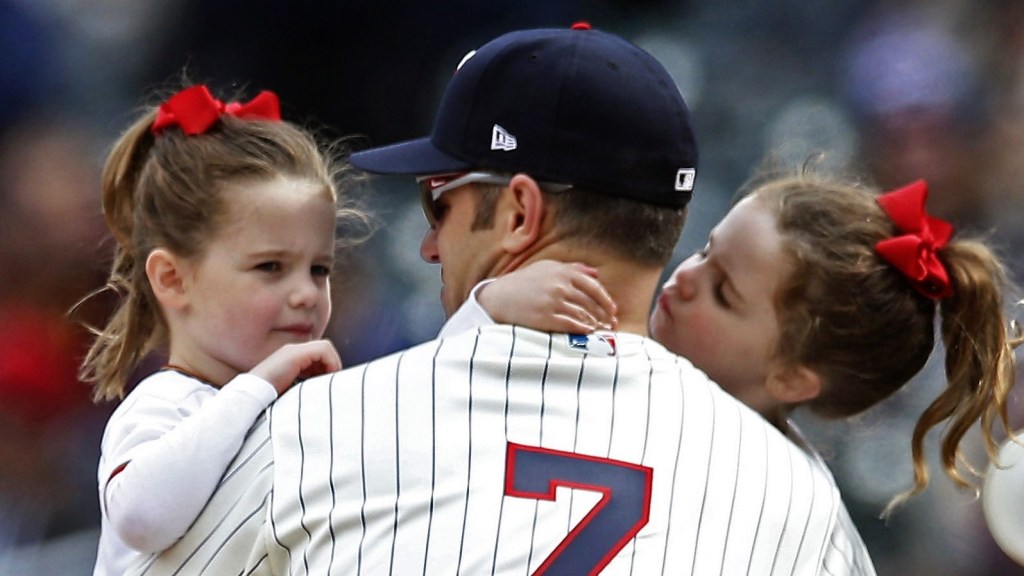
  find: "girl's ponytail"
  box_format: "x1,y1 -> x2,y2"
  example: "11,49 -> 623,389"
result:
875,184 -> 1022,515
895,241 -> 1022,506
79,109 -> 163,401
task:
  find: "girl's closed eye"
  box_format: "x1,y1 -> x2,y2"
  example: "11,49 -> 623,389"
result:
255,261 -> 282,273
695,242 -> 728,307
713,278 -> 730,308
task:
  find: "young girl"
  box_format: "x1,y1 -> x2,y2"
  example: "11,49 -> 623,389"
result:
455,170 -> 1021,518
79,85 -> 359,575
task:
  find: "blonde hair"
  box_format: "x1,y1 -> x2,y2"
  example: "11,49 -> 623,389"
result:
749,168 -> 1022,515
79,87 -> 361,402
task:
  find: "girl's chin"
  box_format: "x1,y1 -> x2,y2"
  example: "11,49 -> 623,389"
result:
649,317 -> 670,343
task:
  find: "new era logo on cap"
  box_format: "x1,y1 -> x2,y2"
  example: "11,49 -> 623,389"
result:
491,125 -> 517,151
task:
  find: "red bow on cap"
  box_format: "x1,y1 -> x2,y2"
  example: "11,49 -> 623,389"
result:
874,180 -> 954,299
151,85 -> 281,136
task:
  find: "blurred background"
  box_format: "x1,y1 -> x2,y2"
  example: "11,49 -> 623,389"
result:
3,0 -> 1024,573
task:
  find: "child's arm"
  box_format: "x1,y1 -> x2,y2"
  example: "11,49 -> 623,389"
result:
100,339 -> 341,553
437,279 -> 498,338
479,260 -> 618,333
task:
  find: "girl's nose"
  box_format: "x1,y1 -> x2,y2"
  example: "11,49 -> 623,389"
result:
291,276 -> 321,308
668,261 -> 698,301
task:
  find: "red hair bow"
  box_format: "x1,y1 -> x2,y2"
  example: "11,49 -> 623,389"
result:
150,85 -> 281,136
874,180 -> 954,299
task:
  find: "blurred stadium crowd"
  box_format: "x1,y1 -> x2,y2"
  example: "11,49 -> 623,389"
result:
3,0 -> 1024,573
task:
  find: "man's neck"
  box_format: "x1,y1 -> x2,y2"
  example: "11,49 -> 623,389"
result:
588,265 -> 660,336
507,249 -> 662,337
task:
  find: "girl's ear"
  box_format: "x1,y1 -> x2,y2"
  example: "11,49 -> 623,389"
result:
766,363 -> 822,405
145,248 -> 189,311
499,173 -> 545,255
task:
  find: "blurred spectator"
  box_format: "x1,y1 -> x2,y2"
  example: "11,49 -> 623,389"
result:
0,0 -> 59,129
840,2 -> 990,229
974,0 -> 1024,284
0,115 -> 112,570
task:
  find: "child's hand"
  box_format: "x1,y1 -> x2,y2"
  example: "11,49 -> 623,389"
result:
480,260 -> 618,334
249,339 -> 343,395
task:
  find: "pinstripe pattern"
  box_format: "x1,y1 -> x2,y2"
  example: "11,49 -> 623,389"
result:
134,326 -> 876,575
131,415 -> 276,576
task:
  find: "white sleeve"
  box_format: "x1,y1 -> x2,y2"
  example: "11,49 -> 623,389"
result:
101,373 -> 277,553
437,278 -> 496,339
122,414 -> 278,576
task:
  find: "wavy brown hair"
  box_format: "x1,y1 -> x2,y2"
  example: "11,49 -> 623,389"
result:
748,168 -> 1022,515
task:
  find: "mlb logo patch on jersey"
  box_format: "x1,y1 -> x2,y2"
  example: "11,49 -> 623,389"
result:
567,332 -> 617,356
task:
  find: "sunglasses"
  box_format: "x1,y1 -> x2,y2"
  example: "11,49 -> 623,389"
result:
415,171 -> 572,227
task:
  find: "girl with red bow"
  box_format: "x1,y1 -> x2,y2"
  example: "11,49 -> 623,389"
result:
456,168 -> 1020,527
81,85 -> 363,575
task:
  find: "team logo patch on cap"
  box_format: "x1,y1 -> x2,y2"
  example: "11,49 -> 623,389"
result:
491,125 -> 518,151
675,168 -> 696,192
567,333 -> 617,356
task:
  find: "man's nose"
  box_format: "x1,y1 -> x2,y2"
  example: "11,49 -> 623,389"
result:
420,228 -> 440,263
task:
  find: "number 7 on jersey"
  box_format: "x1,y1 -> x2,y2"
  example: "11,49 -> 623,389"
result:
504,442 -> 654,575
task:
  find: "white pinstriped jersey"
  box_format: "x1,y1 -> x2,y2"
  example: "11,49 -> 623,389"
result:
130,325 -> 876,575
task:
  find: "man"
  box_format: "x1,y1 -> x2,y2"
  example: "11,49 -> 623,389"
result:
133,24 -> 875,575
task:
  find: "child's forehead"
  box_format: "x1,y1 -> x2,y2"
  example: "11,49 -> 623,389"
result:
713,196 -> 789,285
714,194 -> 774,240
219,175 -> 330,210
210,177 -> 335,238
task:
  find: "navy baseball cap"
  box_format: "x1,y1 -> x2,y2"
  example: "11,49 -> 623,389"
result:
350,23 -> 698,208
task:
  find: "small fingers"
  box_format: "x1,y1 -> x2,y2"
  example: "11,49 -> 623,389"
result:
570,262 -> 600,278
254,340 -> 343,394
558,281 -> 617,329
571,273 -> 616,312
297,340 -> 343,379
312,339 -> 343,372
547,313 -> 599,335
556,301 -> 614,333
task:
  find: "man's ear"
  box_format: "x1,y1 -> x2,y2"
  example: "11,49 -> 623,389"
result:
498,173 -> 545,255
766,363 -> 822,405
145,248 -> 190,311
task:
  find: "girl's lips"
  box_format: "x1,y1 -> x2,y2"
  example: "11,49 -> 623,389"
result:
657,291 -> 673,319
278,325 -> 313,337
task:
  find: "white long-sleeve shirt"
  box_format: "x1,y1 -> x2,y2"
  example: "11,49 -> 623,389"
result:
92,369 -> 277,576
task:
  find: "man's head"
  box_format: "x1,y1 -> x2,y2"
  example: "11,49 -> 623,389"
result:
352,23 -> 698,315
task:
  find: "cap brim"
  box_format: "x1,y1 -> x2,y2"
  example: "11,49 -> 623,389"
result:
349,136 -> 473,176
